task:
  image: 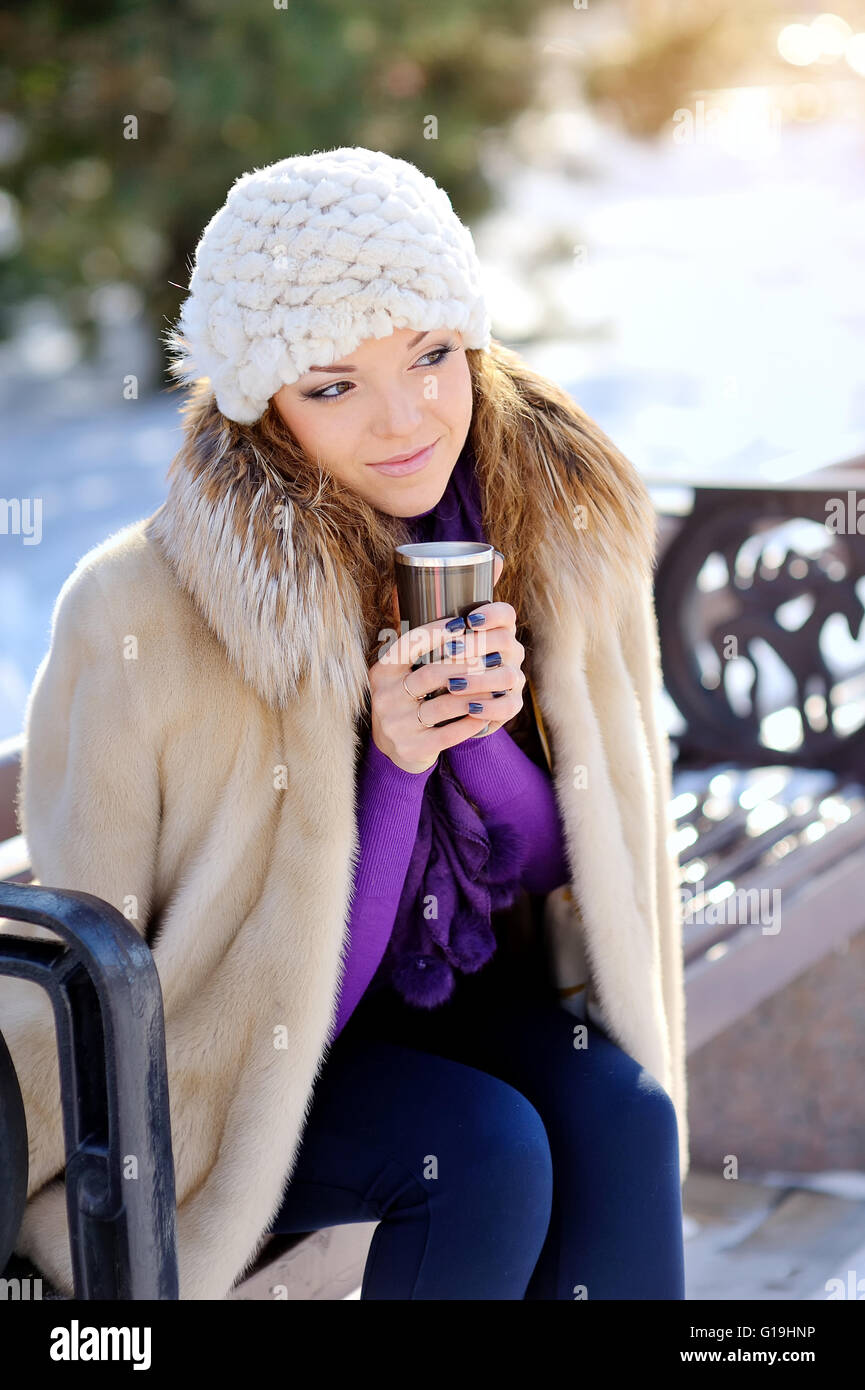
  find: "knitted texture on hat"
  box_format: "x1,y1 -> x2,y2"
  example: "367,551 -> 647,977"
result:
163,146 -> 492,423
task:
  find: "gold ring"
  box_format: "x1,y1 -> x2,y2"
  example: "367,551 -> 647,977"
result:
416,701 -> 431,729
402,672 -> 422,701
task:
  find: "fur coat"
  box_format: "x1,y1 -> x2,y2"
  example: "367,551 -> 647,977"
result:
0,413 -> 688,1300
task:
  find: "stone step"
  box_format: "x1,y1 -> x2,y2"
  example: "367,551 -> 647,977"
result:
684,1169 -> 865,1301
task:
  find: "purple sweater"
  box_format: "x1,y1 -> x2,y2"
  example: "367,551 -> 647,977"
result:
330,448 -> 571,1041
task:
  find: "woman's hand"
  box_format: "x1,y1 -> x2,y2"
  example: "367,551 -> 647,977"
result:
369,559 -> 526,774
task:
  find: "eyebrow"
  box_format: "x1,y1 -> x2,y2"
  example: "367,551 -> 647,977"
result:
306,330 -> 431,373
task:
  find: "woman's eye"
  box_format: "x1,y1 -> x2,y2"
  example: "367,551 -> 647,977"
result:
310,380 -> 352,401
417,344 -> 456,367
304,343 -> 456,401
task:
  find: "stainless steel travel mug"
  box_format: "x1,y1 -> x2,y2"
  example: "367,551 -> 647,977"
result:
394,541 -> 495,728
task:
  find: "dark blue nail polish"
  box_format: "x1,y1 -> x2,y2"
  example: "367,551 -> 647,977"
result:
468,701 -> 484,713
482,652 -> 502,668
468,611 -> 486,626
444,639 -> 465,655
445,616 -> 466,632
492,690 -> 507,698
448,677 -> 468,691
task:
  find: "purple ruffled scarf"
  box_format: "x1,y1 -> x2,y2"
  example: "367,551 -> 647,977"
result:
373,443 -> 528,1009
380,761 -> 528,1007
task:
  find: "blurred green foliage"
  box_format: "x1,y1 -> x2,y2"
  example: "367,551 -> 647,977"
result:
0,0 -> 537,384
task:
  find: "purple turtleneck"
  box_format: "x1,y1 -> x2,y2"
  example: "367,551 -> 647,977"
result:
330,447 -> 571,1042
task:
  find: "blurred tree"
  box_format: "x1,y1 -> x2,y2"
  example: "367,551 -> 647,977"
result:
0,0 -> 536,386
584,7 -> 730,135
580,0 -> 858,136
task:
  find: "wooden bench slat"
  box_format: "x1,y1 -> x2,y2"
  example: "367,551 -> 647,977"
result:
684,847 -> 865,1053
0,835 -> 31,883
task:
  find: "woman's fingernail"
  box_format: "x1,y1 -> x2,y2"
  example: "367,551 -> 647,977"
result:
448,677 -> 468,691
468,701 -> 484,713
445,616 -> 466,632
491,690 -> 507,698
468,611 -> 486,626
444,639 -> 465,655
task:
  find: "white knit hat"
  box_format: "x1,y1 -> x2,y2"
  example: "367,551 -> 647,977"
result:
164,146 -> 492,424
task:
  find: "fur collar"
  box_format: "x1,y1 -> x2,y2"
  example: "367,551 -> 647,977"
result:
145,409 -> 656,720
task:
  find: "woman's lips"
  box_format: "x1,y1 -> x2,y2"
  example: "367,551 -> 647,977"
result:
366,440 -> 437,477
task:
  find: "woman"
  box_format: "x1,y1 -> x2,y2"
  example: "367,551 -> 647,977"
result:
3,147 -> 688,1299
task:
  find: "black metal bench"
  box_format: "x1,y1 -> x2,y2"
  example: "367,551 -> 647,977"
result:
652,456 -> 865,1061
0,874 -> 178,1298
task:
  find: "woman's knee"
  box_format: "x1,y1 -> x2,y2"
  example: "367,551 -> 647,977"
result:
400,1067 -> 554,1217
495,1003 -> 679,1146
593,1045 -> 680,1150
472,1079 -> 552,1228
475,1075 -> 555,1188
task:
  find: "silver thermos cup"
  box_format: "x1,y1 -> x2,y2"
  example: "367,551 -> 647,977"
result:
394,541 -> 495,729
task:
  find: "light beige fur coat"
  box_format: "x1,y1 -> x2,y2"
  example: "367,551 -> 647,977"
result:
0,417 -> 688,1300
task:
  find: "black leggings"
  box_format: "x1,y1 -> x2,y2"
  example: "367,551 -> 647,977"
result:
267,959 -> 686,1299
